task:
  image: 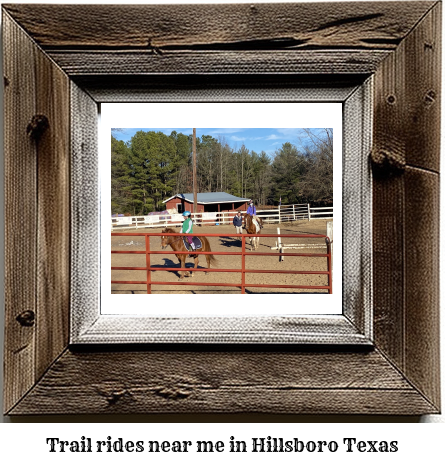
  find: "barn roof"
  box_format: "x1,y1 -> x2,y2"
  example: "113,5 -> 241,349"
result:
163,192 -> 250,204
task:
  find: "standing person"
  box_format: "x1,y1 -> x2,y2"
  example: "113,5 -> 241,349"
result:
233,210 -> 243,234
181,210 -> 195,250
246,200 -> 263,229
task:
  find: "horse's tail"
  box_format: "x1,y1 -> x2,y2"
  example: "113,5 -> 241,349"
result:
208,254 -> 217,265
201,237 -> 217,265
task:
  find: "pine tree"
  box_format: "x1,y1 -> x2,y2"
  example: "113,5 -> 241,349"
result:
111,136 -> 133,214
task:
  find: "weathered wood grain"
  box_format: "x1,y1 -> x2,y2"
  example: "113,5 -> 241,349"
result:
74,315 -> 370,345
70,83 -> 100,336
8,349 -> 438,415
372,14 -> 410,369
404,167 -> 440,408
47,50 -> 390,76
372,1 -> 441,173
3,10 -> 71,413
2,2 -> 435,50
342,81 -> 373,336
400,3 -> 441,408
404,2 -> 441,172
76,75 -> 364,103
3,12 -> 38,414
372,2 -> 441,411
372,174 -> 405,367
34,43 -> 71,380
2,2 -> 441,416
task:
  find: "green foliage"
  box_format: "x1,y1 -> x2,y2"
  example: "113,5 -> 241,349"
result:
110,128 -> 333,214
270,142 -> 301,205
111,136 -> 132,214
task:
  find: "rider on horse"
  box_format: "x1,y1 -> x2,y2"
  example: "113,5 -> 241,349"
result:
246,200 -> 263,229
181,211 -> 195,250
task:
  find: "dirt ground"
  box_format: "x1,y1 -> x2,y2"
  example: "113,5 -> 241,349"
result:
111,219 -> 332,294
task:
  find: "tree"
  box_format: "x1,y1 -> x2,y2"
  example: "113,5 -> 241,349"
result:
270,142 -> 302,205
251,151 -> 272,206
196,134 -> 218,192
111,136 -> 132,214
170,131 -> 193,192
125,130 -> 178,214
298,128 -> 333,204
110,128 -> 331,213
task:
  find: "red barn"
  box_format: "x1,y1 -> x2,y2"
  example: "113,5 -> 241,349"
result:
163,192 -> 249,218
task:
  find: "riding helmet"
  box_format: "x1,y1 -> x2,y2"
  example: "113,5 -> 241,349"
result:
182,211 -> 191,217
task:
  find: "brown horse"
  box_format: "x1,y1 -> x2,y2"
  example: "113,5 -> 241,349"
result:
243,214 -> 262,250
160,228 -> 217,280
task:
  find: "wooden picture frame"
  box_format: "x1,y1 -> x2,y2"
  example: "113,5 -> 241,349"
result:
3,2 -> 440,415
74,92 -> 367,346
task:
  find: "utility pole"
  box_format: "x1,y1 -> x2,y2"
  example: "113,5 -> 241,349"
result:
192,128 -> 198,218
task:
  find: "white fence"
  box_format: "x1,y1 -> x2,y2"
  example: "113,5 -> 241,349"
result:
111,204 -> 333,230
272,221 -> 333,261
309,206 -> 334,221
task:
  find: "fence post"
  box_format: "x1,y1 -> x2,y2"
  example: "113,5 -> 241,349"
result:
241,235 -> 246,294
326,237 -> 332,294
278,205 -> 281,224
277,227 -> 283,262
145,235 -> 151,294
308,204 -> 311,221
293,204 -> 295,221
327,221 -> 333,243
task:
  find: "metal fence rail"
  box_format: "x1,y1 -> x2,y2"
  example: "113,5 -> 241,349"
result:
111,232 -> 332,294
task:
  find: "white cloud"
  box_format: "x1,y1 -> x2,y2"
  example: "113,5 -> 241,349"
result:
277,128 -> 304,137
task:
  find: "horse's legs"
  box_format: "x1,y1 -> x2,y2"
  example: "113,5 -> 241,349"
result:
205,253 -> 211,274
178,254 -> 188,280
177,255 -> 183,280
184,254 -> 191,277
191,255 -> 199,277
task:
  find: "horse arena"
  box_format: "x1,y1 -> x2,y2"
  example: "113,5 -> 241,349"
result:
111,219 -> 332,294
111,220 -> 330,294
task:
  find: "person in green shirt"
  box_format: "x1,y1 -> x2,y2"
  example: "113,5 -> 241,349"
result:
181,211 -> 195,250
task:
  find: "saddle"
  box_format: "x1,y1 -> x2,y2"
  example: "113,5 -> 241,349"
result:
182,236 -> 202,252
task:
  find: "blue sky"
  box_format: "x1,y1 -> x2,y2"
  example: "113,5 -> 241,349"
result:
112,128 -> 329,156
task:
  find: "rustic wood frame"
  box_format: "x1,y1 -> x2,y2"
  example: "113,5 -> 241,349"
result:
3,2 -> 440,415
73,85 -> 371,346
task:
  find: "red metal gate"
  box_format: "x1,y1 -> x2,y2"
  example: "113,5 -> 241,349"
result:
111,232 -> 332,294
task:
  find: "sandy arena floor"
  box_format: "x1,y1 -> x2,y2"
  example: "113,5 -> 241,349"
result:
111,219 -> 333,294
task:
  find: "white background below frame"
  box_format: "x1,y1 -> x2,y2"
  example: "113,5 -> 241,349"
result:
100,102 -> 343,316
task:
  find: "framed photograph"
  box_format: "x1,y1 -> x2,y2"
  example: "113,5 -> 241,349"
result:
96,101 -> 354,344
3,2 -> 440,415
